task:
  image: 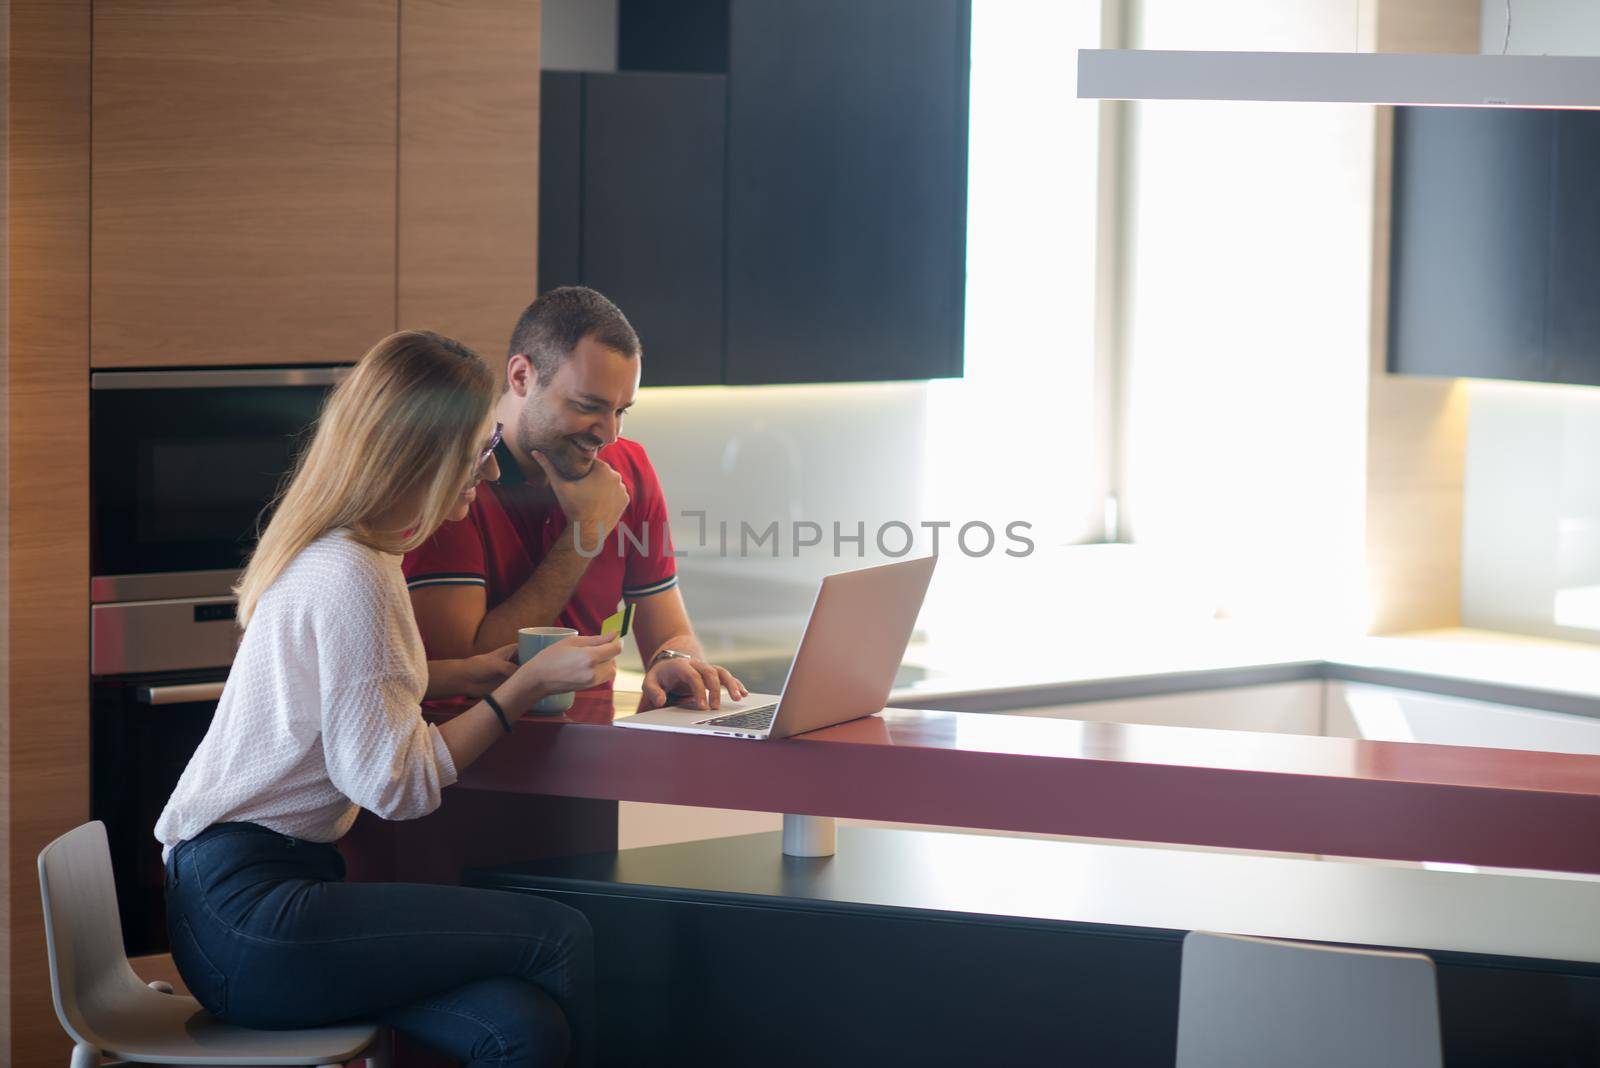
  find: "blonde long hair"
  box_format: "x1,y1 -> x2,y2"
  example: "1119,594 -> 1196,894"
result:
234,330 -> 497,627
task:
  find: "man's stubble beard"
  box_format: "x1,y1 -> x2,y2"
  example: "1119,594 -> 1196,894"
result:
517,396 -> 593,481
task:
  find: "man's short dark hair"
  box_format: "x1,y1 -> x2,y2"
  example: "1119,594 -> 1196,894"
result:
508,286 -> 641,386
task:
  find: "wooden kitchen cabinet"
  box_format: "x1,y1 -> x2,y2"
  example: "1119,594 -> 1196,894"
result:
1548,113 -> 1600,387
397,0 -> 539,363
724,0 -> 969,385
537,70 -> 726,387
538,72 -> 583,298
1387,106 -> 1553,384
91,1 -> 399,367
539,0 -> 971,387
1388,107 -> 1600,388
583,72 -> 726,387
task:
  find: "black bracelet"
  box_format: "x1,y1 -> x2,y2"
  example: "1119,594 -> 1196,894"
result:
483,692 -> 514,733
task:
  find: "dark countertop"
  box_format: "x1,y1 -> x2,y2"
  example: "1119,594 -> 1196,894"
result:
469,825 -> 1600,968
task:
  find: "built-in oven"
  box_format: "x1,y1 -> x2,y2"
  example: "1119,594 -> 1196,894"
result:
91,367 -> 347,955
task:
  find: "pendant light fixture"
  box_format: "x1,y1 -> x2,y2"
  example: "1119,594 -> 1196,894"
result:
1077,48 -> 1600,109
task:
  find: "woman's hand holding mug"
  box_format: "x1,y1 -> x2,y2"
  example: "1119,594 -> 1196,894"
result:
495,633 -> 623,716
455,644 -> 519,697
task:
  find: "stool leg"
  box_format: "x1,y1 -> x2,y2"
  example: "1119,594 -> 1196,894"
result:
69,1043 -> 100,1068
362,1026 -> 393,1068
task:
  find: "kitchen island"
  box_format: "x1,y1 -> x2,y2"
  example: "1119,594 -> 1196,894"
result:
333,688 -> 1600,1065
468,826 -> 1600,1067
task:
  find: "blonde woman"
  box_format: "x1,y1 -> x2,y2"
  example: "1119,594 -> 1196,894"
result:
156,331 -> 617,1067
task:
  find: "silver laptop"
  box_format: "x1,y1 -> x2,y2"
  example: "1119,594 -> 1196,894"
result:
617,555 -> 936,740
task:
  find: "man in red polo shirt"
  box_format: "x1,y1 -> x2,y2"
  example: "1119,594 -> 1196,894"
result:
404,286 -> 745,712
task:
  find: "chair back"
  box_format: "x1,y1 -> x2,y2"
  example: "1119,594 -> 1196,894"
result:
38,821 -> 150,1047
1176,931 -> 1443,1068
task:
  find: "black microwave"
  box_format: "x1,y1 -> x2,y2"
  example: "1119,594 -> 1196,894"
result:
90,367 -> 347,675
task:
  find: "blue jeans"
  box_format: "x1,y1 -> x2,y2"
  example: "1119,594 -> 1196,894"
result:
164,822 -> 594,1067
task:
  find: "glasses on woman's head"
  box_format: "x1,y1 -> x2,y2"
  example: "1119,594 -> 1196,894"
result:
474,422 -> 503,475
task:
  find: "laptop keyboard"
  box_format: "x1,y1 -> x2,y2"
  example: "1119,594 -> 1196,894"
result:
701,704 -> 779,730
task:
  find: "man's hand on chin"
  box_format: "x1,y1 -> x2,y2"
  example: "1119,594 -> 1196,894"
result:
531,450 -> 629,542
639,657 -> 748,712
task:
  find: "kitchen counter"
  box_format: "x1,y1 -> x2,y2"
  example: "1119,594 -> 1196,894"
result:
619,624 -> 1600,719
468,827 -> 1600,1066
450,689 -> 1600,876
1327,628 -> 1600,713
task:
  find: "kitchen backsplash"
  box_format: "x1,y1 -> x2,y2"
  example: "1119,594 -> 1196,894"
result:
1463,380 -> 1600,642
622,381 -> 931,652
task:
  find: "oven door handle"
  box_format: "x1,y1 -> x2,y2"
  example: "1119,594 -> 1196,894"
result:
136,682 -> 226,706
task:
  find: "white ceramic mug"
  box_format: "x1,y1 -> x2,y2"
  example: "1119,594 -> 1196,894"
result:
517,626 -> 579,713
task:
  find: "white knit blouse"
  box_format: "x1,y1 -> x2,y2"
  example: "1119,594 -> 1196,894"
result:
155,532 -> 458,857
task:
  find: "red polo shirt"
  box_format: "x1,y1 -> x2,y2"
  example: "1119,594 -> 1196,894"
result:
402,437 -> 678,655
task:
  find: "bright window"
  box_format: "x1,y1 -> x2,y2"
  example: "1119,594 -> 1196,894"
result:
924,0 -> 1105,548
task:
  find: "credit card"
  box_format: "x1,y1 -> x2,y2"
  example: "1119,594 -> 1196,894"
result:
600,602 -> 634,639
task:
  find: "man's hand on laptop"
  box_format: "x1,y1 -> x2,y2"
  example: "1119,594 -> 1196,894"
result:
640,656 -> 748,712
532,451 -> 630,541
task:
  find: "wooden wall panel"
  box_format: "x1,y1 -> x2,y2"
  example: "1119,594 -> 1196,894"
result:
0,0 -> 11,1054
5,1 -> 542,1061
1366,105 -> 1469,635
1374,0 -> 1482,53
398,0 -> 540,364
1363,0 -> 1479,634
6,1 -> 91,1062
90,0 -> 398,368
